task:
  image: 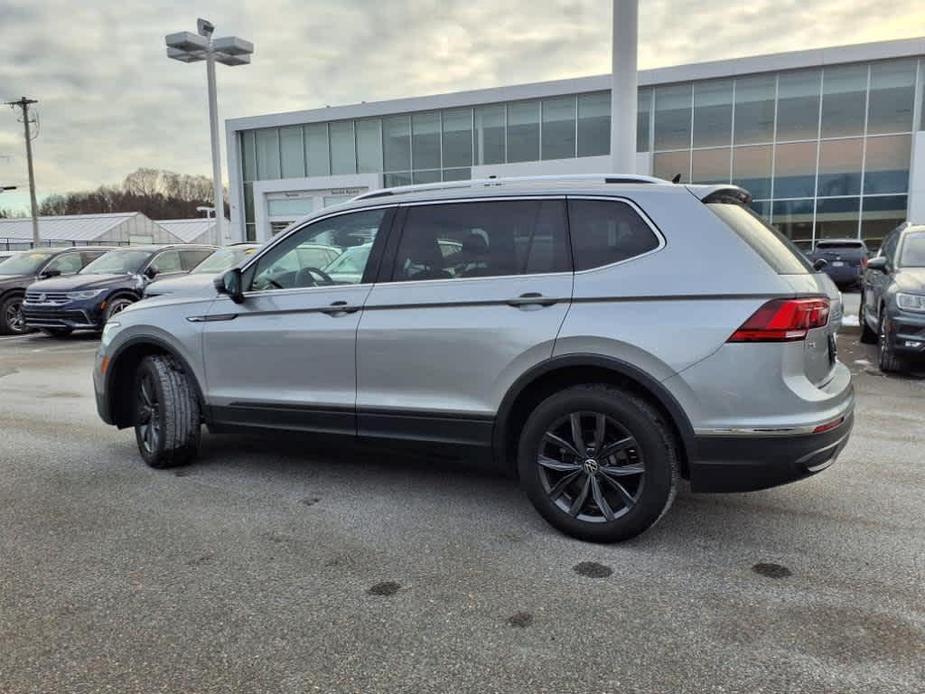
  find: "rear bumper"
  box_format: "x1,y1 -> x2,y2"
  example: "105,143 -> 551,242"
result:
689,411 -> 854,492
823,266 -> 862,285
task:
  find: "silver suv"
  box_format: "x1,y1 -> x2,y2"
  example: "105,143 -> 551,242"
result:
93,175 -> 854,542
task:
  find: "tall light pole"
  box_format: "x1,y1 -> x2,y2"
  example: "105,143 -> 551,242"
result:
6,98 -> 40,245
166,19 -> 253,245
611,0 -> 639,174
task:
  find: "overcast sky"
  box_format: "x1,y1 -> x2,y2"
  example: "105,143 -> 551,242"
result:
1,0 -> 924,212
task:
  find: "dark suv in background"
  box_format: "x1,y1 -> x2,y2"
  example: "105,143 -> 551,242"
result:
0,247 -> 113,335
22,244 -> 215,336
808,239 -> 869,289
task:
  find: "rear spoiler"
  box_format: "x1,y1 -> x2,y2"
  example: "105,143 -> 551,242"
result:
689,184 -> 752,206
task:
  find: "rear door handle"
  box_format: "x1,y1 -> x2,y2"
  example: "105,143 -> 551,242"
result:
320,300 -> 360,316
506,292 -> 557,308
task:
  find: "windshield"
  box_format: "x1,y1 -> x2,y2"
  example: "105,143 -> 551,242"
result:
900,232 -> 925,267
80,250 -> 151,275
0,251 -> 54,275
192,246 -> 256,274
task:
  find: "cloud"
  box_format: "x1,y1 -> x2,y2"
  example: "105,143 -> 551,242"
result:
0,0 -> 923,213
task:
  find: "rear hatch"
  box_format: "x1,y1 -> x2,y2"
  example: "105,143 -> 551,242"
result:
697,187 -> 841,386
811,241 -> 867,270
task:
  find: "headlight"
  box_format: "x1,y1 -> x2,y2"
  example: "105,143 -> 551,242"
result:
896,292 -> 925,313
100,320 -> 121,346
67,288 -> 106,301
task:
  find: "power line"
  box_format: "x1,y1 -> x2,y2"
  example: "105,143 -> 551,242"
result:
5,97 -> 39,244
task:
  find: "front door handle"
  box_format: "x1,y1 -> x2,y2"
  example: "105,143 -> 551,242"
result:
506,292 -> 557,308
320,300 -> 360,316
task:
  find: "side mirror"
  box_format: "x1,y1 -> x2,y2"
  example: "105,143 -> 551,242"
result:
215,268 -> 245,304
867,256 -> 888,273
41,269 -> 61,279
812,258 -> 828,271
144,266 -> 158,280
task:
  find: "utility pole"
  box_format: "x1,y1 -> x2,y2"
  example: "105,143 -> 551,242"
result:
6,97 -> 40,245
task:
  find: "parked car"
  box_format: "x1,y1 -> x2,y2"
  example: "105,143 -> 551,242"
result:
0,249 -> 24,264
22,244 -> 215,336
0,246 -> 114,335
859,223 -> 925,372
807,239 -> 869,289
93,175 -> 853,543
144,243 -> 260,298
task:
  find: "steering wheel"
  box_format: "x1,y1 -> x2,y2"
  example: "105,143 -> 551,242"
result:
298,266 -> 334,286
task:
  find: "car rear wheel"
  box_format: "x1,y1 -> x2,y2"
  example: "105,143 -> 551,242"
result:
134,355 -> 201,469
0,295 -> 30,335
877,313 -> 904,373
518,385 -> 679,543
858,293 -> 876,344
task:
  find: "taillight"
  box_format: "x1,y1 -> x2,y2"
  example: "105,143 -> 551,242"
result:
728,298 -> 830,343
860,256 -> 869,270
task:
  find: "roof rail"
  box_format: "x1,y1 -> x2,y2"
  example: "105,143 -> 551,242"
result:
351,173 -> 667,201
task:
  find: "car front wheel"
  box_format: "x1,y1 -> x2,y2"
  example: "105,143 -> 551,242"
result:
877,313 -> 904,373
518,385 -> 679,543
105,297 -> 135,323
859,292 -> 877,344
0,295 -> 30,335
134,355 -> 201,469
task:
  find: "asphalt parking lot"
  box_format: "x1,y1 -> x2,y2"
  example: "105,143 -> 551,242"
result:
1,313 -> 923,693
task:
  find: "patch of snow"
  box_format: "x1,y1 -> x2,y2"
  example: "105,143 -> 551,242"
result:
841,315 -> 860,327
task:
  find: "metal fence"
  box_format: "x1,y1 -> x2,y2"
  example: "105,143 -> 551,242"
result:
0,239 -> 133,251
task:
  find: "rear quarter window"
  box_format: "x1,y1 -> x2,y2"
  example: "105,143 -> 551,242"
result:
568,199 -> 661,271
707,203 -> 812,274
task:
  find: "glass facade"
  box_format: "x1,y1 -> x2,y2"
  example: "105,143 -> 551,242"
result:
239,57 -> 922,245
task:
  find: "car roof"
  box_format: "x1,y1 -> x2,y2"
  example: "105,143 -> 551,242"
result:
100,244 -> 217,252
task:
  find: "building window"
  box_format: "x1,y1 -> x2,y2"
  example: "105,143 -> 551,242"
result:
636,88 -> 650,152
773,141 -> 818,199
279,126 -> 304,178
815,196 -> 860,239
817,138 -> 863,197
329,121 -> 357,175
412,112 -> 441,170
653,150 -> 690,183
693,79 -> 733,148
734,75 -> 775,145
821,64 -> 867,138
776,69 -> 821,142
442,167 -> 471,181
384,172 -> 411,187
541,96 -> 576,160
772,198 -> 814,246
732,145 -> 772,200
442,108 -> 473,168
691,147 -> 730,184
475,104 -> 505,164
241,131 -> 257,182
654,84 -> 692,151
356,119 -> 383,173
864,134 -> 911,194
305,124 -> 330,177
255,129 -> 281,180
868,59 -> 916,134
412,170 -> 441,184
383,115 -> 411,172
861,195 -> 907,249
578,92 -> 610,157
507,101 -> 540,162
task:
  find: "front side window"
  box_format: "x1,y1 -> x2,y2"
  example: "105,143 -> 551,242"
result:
391,200 -> 569,282
250,208 -> 387,291
192,246 -> 257,274
568,199 -> 661,271
150,250 -> 183,275
179,249 -> 215,272
899,232 -> 925,267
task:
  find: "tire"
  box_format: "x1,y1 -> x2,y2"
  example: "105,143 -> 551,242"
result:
133,354 -> 201,469
0,294 -> 30,335
104,296 -> 135,323
518,385 -> 679,543
877,313 -> 905,374
40,328 -> 73,338
859,293 -> 876,344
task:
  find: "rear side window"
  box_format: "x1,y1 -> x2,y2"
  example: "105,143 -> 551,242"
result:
391,200 -> 569,282
567,199 -> 660,271
708,203 -> 812,274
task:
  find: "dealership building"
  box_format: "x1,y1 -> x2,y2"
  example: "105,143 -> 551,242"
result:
225,37 -> 925,248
